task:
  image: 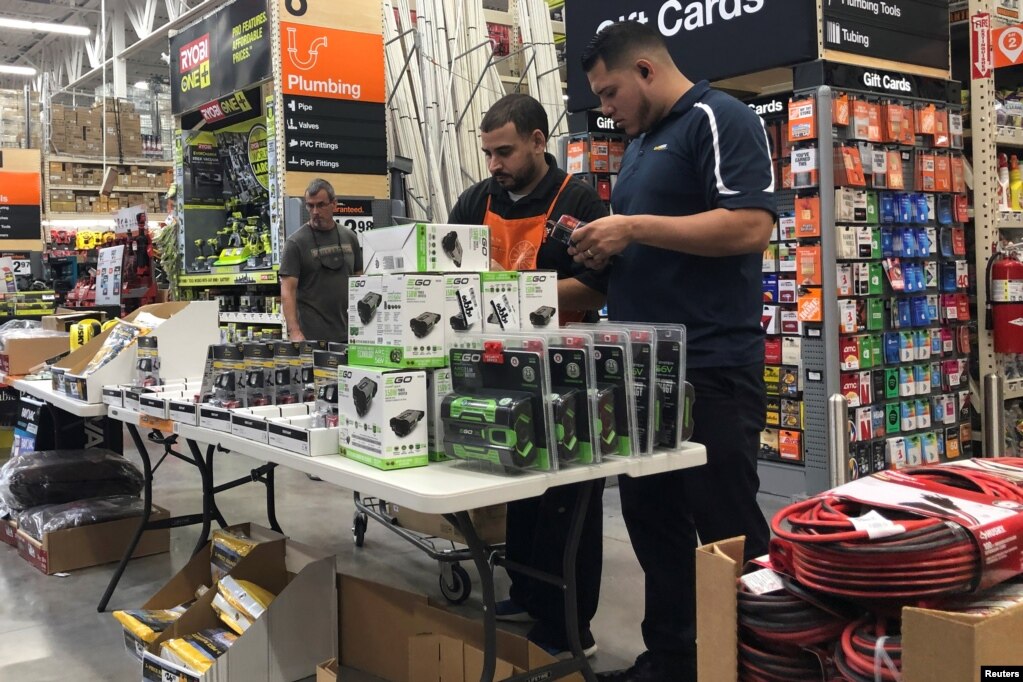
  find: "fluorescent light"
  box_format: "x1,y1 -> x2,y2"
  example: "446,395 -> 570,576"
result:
134,80 -> 149,90
0,65 -> 36,76
0,17 -> 90,36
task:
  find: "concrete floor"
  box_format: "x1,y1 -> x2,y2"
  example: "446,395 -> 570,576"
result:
0,431 -> 786,682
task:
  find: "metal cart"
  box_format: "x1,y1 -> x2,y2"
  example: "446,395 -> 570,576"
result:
352,492 -> 504,605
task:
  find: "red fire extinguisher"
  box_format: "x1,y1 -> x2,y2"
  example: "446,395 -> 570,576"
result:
989,249 -> 1023,353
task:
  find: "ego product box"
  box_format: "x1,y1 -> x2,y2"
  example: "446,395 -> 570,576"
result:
567,325 -> 639,457
350,274 -> 446,369
242,343 -> 274,408
199,344 -> 246,432
361,223 -> 491,273
312,349 -> 346,428
481,272 -> 520,332
136,336 -> 162,387
519,271 -> 559,330
348,275 -> 383,345
446,336 -> 558,472
272,341 -> 302,405
426,367 -> 453,462
338,365 -> 429,470
444,273 -> 483,337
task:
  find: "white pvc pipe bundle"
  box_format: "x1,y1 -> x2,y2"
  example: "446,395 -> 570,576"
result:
381,0 -> 566,220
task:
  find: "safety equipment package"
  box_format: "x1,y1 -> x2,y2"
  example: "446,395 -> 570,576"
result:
82,312 -> 165,375
211,576 -> 275,635
0,449 -> 144,511
112,605 -> 189,643
159,628 -> 238,674
210,528 -> 260,582
17,495 -> 144,540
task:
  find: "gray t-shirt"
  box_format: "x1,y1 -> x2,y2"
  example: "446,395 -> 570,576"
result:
279,223 -> 362,342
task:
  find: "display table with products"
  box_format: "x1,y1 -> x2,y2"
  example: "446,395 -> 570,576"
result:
105,405 -> 705,682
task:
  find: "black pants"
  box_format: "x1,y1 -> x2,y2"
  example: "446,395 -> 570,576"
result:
505,478 -> 605,648
618,363 -> 770,674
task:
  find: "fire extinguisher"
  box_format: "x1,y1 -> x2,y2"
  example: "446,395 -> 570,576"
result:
988,247 -> 1023,353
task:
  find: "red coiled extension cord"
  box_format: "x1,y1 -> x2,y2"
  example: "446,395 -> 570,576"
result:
770,465 -> 1023,601
833,616 -> 902,682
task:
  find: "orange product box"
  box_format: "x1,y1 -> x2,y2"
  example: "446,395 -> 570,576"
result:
916,103 -> 936,136
779,430 -> 803,461
834,145 -> 866,187
794,196 -> 821,238
867,101 -> 882,142
797,286 -> 822,323
884,103 -> 908,144
796,245 -> 822,286
887,150 -> 905,190
917,151 -> 936,192
589,139 -> 610,173
852,99 -> 871,140
833,93 -> 850,127
566,140 -> 586,175
787,97 -> 816,142
935,154 -> 952,191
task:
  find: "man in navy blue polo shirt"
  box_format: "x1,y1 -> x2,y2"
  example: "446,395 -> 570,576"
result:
568,21 -> 775,682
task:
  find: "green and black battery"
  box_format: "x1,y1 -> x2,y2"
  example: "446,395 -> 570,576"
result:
441,389 -> 537,468
595,384 -> 619,456
551,389 -> 579,463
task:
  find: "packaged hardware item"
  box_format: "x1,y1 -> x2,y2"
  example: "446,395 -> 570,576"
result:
481,271 -> 521,332
647,324 -> 689,449
446,335 -> 559,471
538,331 -> 603,465
339,365 -> 429,470
300,340 -> 328,402
135,336 -> 161,387
350,273 -> 446,368
519,271 -> 559,330
210,528 -> 259,582
241,342 -> 274,407
82,312 -> 164,375
567,325 -> 639,457
444,273 -> 483,336
209,344 -> 245,409
159,628 -> 238,675
212,575 -> 275,635
546,214 -> 587,246
312,349 -> 346,428
113,607 -> 188,644
361,223 -> 491,272
272,341 -> 302,405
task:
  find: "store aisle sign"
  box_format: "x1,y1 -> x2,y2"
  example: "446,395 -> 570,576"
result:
0,170 -> 41,241
822,0 -> 950,70
994,22 -> 1023,68
279,23 -> 385,103
169,0 -> 270,115
564,0 -> 817,111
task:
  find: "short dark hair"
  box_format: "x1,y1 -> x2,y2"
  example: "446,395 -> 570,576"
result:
480,94 -> 549,140
581,21 -> 669,73
305,178 -> 336,201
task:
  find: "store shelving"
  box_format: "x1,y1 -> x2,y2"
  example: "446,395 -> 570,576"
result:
46,154 -> 172,167
178,270 -> 279,288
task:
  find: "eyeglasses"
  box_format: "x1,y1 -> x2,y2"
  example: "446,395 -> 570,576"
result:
305,200 -> 332,211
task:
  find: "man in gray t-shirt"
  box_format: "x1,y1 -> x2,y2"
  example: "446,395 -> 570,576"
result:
280,179 -> 363,342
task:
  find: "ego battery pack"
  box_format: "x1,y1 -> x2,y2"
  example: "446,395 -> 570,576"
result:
552,389 -> 579,462
595,384 -> 619,456
441,390 -> 538,468
390,409 -> 425,437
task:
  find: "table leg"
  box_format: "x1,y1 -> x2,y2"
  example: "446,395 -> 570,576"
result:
264,464 -> 283,533
97,423 -> 154,612
450,510 -> 498,682
186,439 -> 218,556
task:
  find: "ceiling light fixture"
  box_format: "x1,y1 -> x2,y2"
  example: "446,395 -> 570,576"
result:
0,17 -> 90,36
134,80 -> 149,90
0,65 -> 37,76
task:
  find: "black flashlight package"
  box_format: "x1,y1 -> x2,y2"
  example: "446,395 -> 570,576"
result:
446,335 -> 558,472
300,340 -> 328,402
135,336 -> 162,388
209,343 -> 245,409
241,343 -> 274,407
272,341 -> 302,405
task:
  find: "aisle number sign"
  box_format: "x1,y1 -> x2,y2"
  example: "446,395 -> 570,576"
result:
994,22 -> 1023,68
279,23 -> 384,103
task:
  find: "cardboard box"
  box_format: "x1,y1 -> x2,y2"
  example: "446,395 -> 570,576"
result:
316,658 -> 338,682
340,574 -> 583,682
361,223 -> 491,273
348,274 -> 383,345
350,274 -> 446,369
119,523 -> 284,660
1,518 -> 17,547
696,537 -> 1023,682
143,534 -> 336,682
339,365 -> 429,470
17,505 -> 169,575
384,503 -> 506,546
42,310 -> 108,333
0,335 -> 69,376
51,302 -> 219,403
410,635 -> 516,682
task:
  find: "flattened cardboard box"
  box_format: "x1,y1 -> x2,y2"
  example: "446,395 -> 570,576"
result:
696,537 -> 1023,682
383,502 -> 506,546
16,505 -> 169,575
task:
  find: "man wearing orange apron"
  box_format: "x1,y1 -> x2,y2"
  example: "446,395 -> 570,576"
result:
448,94 -> 608,658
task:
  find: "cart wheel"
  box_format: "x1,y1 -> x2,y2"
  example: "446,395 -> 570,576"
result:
439,563 -> 471,604
352,513 -> 367,548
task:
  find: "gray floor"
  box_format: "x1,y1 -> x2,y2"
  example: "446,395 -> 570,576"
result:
0,431 -> 787,682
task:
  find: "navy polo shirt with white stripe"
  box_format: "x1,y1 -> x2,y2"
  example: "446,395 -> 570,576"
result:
606,80 -> 777,369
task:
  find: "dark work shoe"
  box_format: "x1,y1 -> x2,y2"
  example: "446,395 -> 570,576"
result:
596,652 -> 692,682
494,598 -> 534,622
528,627 -> 598,660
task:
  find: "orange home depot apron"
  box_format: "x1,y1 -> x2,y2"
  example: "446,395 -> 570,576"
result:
483,175 -> 572,270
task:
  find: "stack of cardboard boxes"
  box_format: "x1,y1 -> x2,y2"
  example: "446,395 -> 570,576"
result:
50,98 -> 144,158
47,161 -> 172,214
0,88 -> 41,149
